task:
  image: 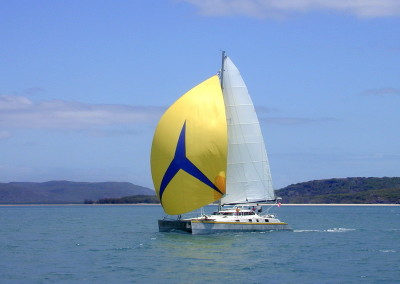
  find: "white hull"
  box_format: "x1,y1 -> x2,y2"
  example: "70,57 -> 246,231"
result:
190,220 -> 290,234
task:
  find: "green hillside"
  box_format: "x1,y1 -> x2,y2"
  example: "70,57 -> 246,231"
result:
276,177 -> 400,204
89,195 -> 160,204
0,181 -> 155,204
2,177 -> 399,205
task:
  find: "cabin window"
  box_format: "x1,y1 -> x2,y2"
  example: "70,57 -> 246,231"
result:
241,212 -> 256,216
265,219 -> 269,222
248,219 -> 252,222
256,219 -> 259,222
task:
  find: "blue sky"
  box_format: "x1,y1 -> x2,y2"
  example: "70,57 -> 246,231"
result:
1,0 -> 399,190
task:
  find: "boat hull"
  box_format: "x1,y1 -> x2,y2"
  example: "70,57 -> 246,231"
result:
158,219 -> 192,233
158,219 -> 291,234
190,220 -> 291,235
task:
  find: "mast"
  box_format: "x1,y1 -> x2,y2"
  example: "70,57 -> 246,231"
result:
220,50 -> 226,90
218,50 -> 226,212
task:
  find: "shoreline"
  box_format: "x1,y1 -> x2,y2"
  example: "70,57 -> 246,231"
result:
0,203 -> 162,206
0,203 -> 398,207
281,203 -> 400,206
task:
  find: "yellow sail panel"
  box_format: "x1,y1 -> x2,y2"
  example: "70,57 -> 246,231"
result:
151,75 -> 227,215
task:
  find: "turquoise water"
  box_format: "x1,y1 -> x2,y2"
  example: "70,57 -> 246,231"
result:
1,205 -> 399,283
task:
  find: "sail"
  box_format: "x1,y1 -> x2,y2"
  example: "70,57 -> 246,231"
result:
220,57 -> 275,205
151,75 -> 227,215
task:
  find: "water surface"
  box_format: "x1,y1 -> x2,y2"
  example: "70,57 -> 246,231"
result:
1,205 -> 399,283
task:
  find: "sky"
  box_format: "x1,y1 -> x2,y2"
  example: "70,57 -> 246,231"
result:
1,0 -> 399,190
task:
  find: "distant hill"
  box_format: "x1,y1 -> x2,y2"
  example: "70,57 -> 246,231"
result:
0,181 -> 155,204
89,195 -> 160,204
2,177 -> 399,205
276,177 -> 400,204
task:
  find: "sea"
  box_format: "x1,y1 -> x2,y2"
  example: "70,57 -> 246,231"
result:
0,205 -> 399,284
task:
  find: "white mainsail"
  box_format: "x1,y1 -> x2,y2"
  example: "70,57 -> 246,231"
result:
220,57 -> 275,205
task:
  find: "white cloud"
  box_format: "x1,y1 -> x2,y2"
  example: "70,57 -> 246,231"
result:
183,0 -> 400,18
0,95 -> 163,130
255,107 -> 336,125
0,130 -> 11,140
360,88 -> 400,97
264,116 -> 336,125
0,95 -> 33,110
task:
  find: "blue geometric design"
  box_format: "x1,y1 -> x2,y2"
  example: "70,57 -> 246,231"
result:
159,121 -> 223,201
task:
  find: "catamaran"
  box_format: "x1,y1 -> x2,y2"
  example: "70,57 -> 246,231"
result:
151,52 -> 290,234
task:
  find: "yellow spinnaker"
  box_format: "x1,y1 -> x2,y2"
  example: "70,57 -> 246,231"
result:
151,75 -> 227,215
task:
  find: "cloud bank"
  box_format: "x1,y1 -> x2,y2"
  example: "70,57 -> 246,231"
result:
183,0 -> 400,18
0,95 -> 163,130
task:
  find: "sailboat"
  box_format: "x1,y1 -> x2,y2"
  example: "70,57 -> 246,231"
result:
151,52 -> 290,234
